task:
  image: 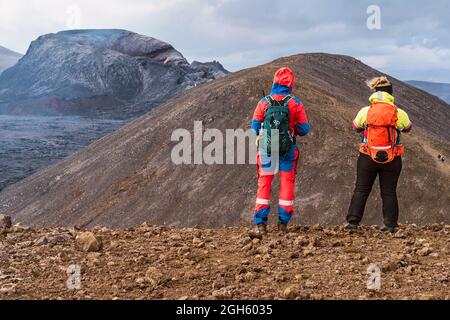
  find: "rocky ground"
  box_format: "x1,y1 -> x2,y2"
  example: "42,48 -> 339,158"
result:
0,223 -> 448,300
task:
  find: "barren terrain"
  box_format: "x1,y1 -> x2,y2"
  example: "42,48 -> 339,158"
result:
1,53 -> 448,228
1,223 -> 448,300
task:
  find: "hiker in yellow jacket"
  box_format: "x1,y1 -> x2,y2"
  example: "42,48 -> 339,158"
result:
346,76 -> 412,233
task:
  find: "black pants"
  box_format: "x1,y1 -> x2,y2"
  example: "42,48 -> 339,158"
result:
347,153 -> 402,228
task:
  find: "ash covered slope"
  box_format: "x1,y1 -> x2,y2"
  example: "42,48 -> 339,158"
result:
0,46 -> 22,75
0,53 -> 449,227
0,29 -> 228,118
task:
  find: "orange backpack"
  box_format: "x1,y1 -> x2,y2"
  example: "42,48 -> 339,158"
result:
365,102 -> 399,163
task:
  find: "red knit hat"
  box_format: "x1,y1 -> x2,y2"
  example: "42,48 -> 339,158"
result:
273,67 -> 295,88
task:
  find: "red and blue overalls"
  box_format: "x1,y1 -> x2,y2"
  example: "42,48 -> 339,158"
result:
251,67 -> 310,225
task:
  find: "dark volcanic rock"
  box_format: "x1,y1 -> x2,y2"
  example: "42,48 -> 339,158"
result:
0,29 -> 228,118
0,115 -> 126,191
0,213 -> 12,228
0,53 -> 449,228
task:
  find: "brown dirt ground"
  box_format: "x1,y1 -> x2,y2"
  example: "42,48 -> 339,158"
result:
0,223 -> 448,300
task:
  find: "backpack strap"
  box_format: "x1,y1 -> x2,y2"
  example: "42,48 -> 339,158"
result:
281,95 -> 292,106
266,95 -> 274,106
266,95 -> 292,107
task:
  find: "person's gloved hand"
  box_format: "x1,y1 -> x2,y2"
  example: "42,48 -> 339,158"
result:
255,136 -> 260,147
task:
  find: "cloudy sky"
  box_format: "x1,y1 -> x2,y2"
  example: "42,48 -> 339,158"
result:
1,0 -> 449,82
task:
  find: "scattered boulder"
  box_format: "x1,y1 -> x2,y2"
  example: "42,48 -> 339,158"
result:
255,246 -> 270,255
302,248 -> 314,257
145,266 -> 164,287
294,236 -> 309,247
393,230 -> 407,239
248,231 -> 263,240
212,287 -> 233,299
331,239 -> 344,247
9,224 -> 31,233
429,252 -> 439,258
0,214 -> 12,229
381,254 -> 408,272
405,266 -> 415,275
238,236 -> 252,246
138,222 -> 152,233
0,284 -> 17,295
416,247 -> 433,257
135,277 -> 147,285
35,232 -> 73,246
274,272 -> 289,283
289,252 -> 300,259
34,235 -> 49,246
305,280 -> 317,289
281,286 -> 297,299
76,231 -> 103,252
243,272 -> 256,282
195,241 -> 206,248
241,243 -> 253,252
309,237 -> 321,247
382,260 -> 401,272
310,293 -> 324,300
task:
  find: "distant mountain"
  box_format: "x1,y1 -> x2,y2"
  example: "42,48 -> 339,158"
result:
0,46 -> 22,74
406,80 -> 450,105
1,53 -> 448,228
0,29 -> 228,118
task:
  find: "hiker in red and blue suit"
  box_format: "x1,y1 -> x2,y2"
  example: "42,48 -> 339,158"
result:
251,67 -> 310,234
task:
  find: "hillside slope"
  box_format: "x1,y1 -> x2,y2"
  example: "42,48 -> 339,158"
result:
0,30 -> 228,118
0,46 -> 22,75
406,80 -> 450,105
0,53 -> 449,227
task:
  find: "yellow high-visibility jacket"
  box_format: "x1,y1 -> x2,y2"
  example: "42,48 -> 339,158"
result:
353,92 -> 412,130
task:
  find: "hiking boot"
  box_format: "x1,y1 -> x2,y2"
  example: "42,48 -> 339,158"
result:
248,224 -> 267,239
257,223 -> 268,235
381,225 -> 397,234
344,223 -> 358,232
277,223 -> 288,234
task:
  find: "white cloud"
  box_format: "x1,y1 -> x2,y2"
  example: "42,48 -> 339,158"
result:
0,0 -> 449,82
359,55 -> 389,69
